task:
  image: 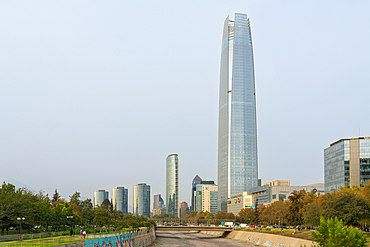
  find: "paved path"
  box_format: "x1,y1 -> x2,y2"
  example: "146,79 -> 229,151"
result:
150,231 -> 254,247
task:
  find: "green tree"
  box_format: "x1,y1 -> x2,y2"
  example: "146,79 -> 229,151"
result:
52,189 -> 61,203
93,207 -> 112,232
321,192 -> 370,226
304,203 -> 320,226
286,190 -> 308,225
81,198 -> 94,225
311,217 -> 367,247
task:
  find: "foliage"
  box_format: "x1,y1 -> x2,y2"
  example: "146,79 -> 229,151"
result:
321,192 -> 370,226
311,217 -> 367,247
304,203 -> 321,226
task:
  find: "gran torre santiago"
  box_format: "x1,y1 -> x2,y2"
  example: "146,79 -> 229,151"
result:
218,13 -> 258,212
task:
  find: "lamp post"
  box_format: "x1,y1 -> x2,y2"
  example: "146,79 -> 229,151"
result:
67,216 -> 73,236
17,217 -> 25,241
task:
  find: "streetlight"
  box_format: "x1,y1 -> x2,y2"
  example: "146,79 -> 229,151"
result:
17,217 -> 25,241
67,216 -> 73,236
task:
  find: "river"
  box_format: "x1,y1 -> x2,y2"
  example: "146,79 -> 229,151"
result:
150,231 -> 254,246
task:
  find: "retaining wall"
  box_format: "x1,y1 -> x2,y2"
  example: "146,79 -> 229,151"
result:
200,230 -> 313,247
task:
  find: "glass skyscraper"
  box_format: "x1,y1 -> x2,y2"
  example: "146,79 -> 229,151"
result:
166,154 -> 179,217
218,13 -> 258,212
191,175 -> 202,211
133,183 -> 150,218
325,137 -> 370,192
112,187 -> 128,214
93,190 -> 109,208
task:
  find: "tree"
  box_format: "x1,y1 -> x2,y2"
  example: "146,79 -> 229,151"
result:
214,211 -> 226,219
52,189 -> 61,203
304,203 -> 320,226
311,217 -> 367,247
321,192 -> 370,226
93,207 -> 112,232
69,192 -> 81,207
81,198 -> 94,226
286,190 -> 309,225
101,198 -> 113,213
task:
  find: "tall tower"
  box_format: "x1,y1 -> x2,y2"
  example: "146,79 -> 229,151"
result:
112,187 -> 128,214
191,175 -> 202,211
93,190 -> 109,208
166,154 -> 180,217
133,183 -> 150,217
218,13 -> 258,212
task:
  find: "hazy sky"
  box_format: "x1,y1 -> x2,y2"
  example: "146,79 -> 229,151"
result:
1,1 -> 369,210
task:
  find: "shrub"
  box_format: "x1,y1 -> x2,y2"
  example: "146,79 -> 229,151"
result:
310,217 -> 367,247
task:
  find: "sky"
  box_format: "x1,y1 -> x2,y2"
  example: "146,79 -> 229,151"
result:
1,1 -> 370,211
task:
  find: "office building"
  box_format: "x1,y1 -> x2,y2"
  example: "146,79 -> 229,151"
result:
112,187 -> 128,214
133,183 -> 150,218
195,181 -> 215,212
93,190 -> 109,208
325,137 -> 370,192
201,185 -> 218,215
153,194 -> 165,210
227,181 -> 324,214
180,201 -> 190,216
218,13 -> 258,212
166,154 -> 180,217
151,207 -> 166,218
191,175 -> 202,211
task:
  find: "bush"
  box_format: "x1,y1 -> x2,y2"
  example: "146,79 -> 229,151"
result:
310,217 -> 367,247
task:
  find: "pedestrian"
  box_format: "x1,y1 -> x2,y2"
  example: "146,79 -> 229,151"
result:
83,230 -> 86,239
80,229 -> 83,238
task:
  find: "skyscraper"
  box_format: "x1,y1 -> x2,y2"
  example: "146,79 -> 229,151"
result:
325,137 -> 370,192
153,194 -> 165,209
166,154 -> 180,217
133,183 -> 150,217
93,190 -> 109,208
191,175 -> 202,211
218,13 -> 258,212
112,187 -> 128,214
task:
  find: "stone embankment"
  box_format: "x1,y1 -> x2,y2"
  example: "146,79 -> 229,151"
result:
200,230 -> 313,247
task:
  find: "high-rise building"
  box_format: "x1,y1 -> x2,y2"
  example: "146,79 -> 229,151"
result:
180,201 -> 190,216
195,181 -> 215,212
201,185 -> 218,215
112,187 -> 128,214
218,13 -> 258,212
166,154 -> 180,217
325,137 -> 370,192
133,183 -> 150,217
153,194 -> 165,210
191,175 -> 202,211
93,190 -> 109,208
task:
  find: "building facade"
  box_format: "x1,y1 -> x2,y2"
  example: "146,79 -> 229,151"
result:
218,13 -> 258,212
93,190 -> 109,208
153,194 -> 165,210
166,154 -> 180,217
201,185 -> 218,215
227,192 -> 253,215
325,137 -> 370,192
191,175 -> 202,211
133,183 -> 150,218
180,201 -> 190,216
112,187 -> 128,214
195,181 -> 215,212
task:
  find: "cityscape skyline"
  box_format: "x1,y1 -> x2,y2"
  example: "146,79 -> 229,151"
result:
1,1 -> 370,209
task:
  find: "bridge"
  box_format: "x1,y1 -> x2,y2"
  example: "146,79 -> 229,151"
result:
156,226 -> 233,232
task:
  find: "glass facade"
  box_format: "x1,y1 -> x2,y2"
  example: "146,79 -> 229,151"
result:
93,190 -> 109,208
153,194 -> 165,210
218,13 -> 258,212
191,175 -> 202,211
133,183 -> 150,218
112,187 -> 128,214
324,141 -> 346,191
325,137 -> 370,192
166,154 -> 179,217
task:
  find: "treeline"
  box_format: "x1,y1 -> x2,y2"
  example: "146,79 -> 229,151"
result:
240,184 -> 370,227
155,184 -> 370,228
0,182 -> 155,235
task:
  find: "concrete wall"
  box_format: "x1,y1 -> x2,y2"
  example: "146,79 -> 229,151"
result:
200,230 -> 313,247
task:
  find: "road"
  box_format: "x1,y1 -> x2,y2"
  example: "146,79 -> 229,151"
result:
150,231 -> 254,247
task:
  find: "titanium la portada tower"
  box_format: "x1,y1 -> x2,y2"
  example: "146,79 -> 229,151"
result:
218,13 -> 258,212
